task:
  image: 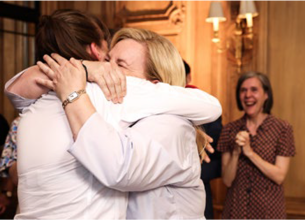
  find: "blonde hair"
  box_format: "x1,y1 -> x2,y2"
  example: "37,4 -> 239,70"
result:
111,28 -> 186,87
111,28 -> 206,160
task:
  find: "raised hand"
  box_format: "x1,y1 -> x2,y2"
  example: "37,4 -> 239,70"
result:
36,54 -> 86,102
198,130 -> 214,164
235,131 -> 253,157
84,60 -> 126,103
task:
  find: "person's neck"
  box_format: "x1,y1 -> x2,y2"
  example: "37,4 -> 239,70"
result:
246,113 -> 268,136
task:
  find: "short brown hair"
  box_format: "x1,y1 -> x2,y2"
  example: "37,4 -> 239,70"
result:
35,9 -> 110,62
236,71 -> 273,114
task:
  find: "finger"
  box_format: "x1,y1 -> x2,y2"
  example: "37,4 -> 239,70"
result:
70,58 -> 87,82
35,78 -> 55,90
103,67 -> 117,103
199,150 -> 207,164
235,139 -> 242,146
235,133 -> 246,143
111,60 -> 126,101
96,77 -> 111,101
70,57 -> 83,70
235,139 -> 245,146
235,135 -> 244,142
240,131 -> 249,138
236,132 -> 242,138
37,61 -> 55,80
119,71 -> 127,98
241,132 -> 250,140
110,61 -> 123,103
205,143 -> 214,154
203,153 -> 211,163
43,55 -> 60,72
206,134 -> 213,143
51,53 -> 69,65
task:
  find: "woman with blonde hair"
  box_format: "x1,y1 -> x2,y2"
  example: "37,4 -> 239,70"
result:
37,27 -> 215,218
110,28 -> 186,87
6,9 -> 221,219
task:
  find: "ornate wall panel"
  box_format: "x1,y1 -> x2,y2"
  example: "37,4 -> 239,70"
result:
114,1 -> 185,36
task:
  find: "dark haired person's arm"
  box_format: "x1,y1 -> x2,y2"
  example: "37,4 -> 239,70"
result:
5,61 -> 126,111
36,54 -> 222,139
5,66 -> 50,110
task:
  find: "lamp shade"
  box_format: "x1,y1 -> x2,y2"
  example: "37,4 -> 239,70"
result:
206,2 -> 226,23
239,0 -> 258,18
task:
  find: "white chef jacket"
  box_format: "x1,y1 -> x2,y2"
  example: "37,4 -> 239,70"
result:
72,113 -> 206,219
5,70 -> 222,219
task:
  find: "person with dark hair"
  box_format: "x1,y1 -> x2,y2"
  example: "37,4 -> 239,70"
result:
183,60 -> 191,83
0,114 -> 10,215
183,59 -> 222,219
0,117 -> 19,217
5,9 -> 221,219
0,115 -> 9,149
217,71 -> 295,219
0,117 -> 19,183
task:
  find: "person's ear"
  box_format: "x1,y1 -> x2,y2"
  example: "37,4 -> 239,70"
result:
151,80 -> 159,84
89,42 -> 101,60
264,92 -> 268,101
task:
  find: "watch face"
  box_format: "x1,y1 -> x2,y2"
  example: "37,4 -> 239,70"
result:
68,92 -> 78,102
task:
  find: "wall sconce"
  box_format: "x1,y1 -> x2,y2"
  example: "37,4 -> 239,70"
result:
239,1 -> 258,34
205,2 -> 226,43
206,1 -> 258,70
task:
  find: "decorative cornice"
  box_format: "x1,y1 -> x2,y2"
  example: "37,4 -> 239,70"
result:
115,1 -> 185,36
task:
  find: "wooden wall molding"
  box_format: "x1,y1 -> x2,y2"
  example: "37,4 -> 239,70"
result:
115,1 -> 185,36
256,1 -> 269,74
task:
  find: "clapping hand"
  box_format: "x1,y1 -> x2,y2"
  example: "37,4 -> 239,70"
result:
235,131 -> 253,157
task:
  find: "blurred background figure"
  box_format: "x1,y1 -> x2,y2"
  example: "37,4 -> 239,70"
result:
0,114 -> 10,216
183,60 -> 222,219
0,116 -> 19,218
217,72 -> 295,219
0,115 -> 9,151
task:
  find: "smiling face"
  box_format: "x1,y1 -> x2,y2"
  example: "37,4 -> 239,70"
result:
239,77 -> 268,118
108,39 -> 147,80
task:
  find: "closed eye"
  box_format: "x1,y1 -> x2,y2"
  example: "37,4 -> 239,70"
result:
104,54 -> 110,62
117,59 -> 128,68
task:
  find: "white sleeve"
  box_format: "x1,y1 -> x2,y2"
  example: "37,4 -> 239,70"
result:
121,77 -> 222,126
4,69 -> 36,112
5,72 -> 221,124
69,113 -> 201,192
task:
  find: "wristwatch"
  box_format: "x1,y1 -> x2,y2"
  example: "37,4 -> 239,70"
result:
62,89 -> 86,109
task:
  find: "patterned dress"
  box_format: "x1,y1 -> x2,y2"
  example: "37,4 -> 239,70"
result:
0,117 -> 20,177
217,114 -> 295,219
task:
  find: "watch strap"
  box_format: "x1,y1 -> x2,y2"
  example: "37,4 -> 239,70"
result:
62,89 -> 86,109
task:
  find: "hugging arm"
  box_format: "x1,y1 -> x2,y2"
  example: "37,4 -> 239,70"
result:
5,55 -> 222,128
4,59 -> 126,112
36,54 -> 221,138
5,66 -> 50,111
69,114 -> 201,191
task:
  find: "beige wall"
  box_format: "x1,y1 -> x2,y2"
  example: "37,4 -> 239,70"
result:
266,1 -> 305,199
